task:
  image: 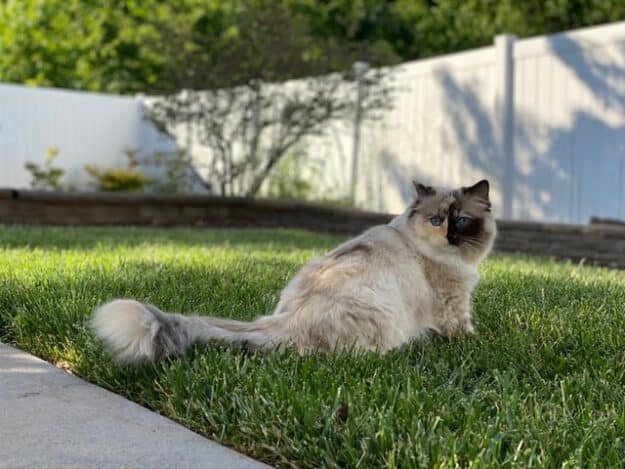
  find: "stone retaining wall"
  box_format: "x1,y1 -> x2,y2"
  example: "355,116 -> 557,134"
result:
0,189 -> 390,233
2,189 -> 624,268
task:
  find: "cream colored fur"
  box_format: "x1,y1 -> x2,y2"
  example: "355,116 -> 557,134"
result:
92,181 -> 496,364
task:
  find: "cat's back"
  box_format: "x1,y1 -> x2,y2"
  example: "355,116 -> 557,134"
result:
281,223 -> 421,297
328,224 -> 418,267
276,224 -> 433,351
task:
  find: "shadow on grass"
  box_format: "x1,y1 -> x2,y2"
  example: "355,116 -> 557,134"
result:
2,252 -> 625,466
2,255 -> 624,382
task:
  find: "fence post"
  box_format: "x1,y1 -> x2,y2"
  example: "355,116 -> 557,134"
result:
350,61 -> 369,206
495,34 -> 516,219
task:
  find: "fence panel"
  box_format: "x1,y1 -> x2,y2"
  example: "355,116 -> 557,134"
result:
4,21 -> 625,224
0,83 -> 173,190
512,23 -> 625,224
357,48 -> 499,214
311,21 -> 625,224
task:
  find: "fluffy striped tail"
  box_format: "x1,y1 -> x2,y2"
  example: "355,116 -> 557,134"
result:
91,299 -> 284,365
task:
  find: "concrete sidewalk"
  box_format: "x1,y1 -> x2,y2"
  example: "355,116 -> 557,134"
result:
0,343 -> 269,469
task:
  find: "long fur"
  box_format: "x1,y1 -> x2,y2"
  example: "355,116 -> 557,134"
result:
92,180 -> 496,365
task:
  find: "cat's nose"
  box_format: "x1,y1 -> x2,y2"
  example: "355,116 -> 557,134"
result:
447,234 -> 459,245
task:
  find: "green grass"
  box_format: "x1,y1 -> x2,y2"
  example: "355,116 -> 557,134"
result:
1,225 -> 625,467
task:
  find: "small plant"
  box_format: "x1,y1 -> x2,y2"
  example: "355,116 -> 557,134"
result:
261,148 -> 353,207
85,151 -> 151,192
24,147 -> 65,190
84,167 -> 151,192
138,149 -> 203,194
263,149 -> 314,201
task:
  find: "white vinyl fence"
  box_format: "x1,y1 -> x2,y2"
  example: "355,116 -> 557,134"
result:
2,21 -> 625,224
0,83 -> 174,190
305,21 -> 625,224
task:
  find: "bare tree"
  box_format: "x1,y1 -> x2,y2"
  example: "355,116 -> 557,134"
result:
145,1 -> 395,197
148,73 -> 391,197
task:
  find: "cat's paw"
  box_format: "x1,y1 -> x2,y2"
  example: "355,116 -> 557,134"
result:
434,316 -> 474,337
462,320 -> 476,334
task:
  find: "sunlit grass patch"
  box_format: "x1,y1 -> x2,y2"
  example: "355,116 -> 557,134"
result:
1,225 -> 624,467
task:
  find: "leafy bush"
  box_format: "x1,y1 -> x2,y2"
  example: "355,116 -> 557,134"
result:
137,149 -> 205,194
4,0 -> 625,95
262,148 -> 354,207
84,166 -> 151,192
24,147 -> 65,190
85,151 -> 151,192
263,149 -> 314,201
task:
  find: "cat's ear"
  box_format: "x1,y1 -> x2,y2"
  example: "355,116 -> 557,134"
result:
463,179 -> 489,201
412,180 -> 435,198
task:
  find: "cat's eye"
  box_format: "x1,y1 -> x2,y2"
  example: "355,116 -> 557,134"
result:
456,217 -> 471,227
429,216 -> 443,227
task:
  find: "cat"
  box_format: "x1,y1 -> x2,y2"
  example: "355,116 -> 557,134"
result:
92,179 -> 496,364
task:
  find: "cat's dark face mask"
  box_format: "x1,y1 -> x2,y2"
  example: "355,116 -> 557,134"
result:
445,203 -> 485,246
409,179 -> 495,260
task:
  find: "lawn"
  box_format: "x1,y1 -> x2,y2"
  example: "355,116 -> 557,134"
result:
1,225 -> 624,467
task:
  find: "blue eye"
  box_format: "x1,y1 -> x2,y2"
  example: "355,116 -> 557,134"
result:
429,216 -> 443,227
456,217 -> 471,227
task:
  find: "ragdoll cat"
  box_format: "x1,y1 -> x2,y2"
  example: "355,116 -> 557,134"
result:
92,179 -> 496,364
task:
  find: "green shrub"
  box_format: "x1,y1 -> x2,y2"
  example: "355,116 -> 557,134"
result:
262,148 -> 354,208
85,151 -> 151,192
24,147 -> 65,191
138,149 -> 198,194
263,149 -> 314,201
85,166 -> 151,192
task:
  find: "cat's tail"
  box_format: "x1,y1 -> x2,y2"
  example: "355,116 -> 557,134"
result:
91,299 -> 286,365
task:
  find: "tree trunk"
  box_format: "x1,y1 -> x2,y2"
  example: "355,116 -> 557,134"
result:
246,156 -> 279,197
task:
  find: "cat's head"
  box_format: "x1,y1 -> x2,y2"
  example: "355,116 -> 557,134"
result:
404,179 -> 496,263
